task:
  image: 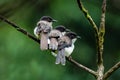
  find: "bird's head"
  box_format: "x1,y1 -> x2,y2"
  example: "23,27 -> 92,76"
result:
55,25 -> 66,32
40,16 -> 57,22
65,32 -> 81,43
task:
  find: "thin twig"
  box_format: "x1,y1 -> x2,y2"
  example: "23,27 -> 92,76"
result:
0,15 -> 39,43
67,57 -> 97,77
77,0 -> 99,39
0,15 -> 97,77
103,62 -> 120,80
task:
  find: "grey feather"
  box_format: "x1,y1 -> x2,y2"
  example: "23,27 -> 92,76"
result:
49,30 -> 62,50
40,33 -> 48,50
55,49 -> 66,65
55,51 -> 61,64
60,49 -> 66,65
49,38 -> 58,50
37,22 -> 52,50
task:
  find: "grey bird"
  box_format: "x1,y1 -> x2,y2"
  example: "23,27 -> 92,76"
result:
55,32 -> 80,65
48,25 -> 66,51
34,16 -> 57,50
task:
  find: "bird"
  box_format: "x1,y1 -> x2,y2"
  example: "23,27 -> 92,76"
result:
55,32 -> 80,65
48,25 -> 66,51
34,16 -> 57,50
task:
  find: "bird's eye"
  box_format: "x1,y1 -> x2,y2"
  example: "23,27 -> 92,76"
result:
70,35 -> 74,38
48,19 -> 50,22
47,18 -> 52,22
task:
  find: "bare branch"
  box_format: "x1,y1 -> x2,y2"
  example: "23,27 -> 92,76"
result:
76,0 -> 101,74
103,62 -> 120,80
98,0 -> 106,65
0,15 -> 39,43
96,0 -> 106,80
0,15 -> 97,77
77,0 -> 99,38
67,57 -> 97,77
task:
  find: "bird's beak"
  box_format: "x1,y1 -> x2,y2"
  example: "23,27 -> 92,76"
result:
77,36 -> 81,39
66,29 -> 71,32
52,19 -> 57,22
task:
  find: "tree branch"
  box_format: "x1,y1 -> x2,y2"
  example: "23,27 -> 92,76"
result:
0,15 -> 39,43
96,0 -> 106,80
0,15 -> 97,77
98,0 -> 106,65
67,57 -> 97,77
77,0 -> 99,41
103,62 -> 120,80
76,0 -> 100,75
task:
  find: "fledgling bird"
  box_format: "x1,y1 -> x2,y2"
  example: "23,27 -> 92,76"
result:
55,32 -> 80,65
49,25 -> 66,51
34,16 -> 57,50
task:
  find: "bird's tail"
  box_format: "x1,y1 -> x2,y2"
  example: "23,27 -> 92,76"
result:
49,38 -> 58,50
40,33 -> 48,50
55,49 -> 66,65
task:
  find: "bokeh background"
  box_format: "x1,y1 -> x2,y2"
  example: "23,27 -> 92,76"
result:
0,0 -> 120,80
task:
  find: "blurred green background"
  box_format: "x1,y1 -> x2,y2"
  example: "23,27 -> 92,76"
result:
0,0 -> 120,80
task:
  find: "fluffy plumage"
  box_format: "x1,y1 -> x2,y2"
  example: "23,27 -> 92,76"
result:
34,16 -> 56,50
55,32 -> 80,65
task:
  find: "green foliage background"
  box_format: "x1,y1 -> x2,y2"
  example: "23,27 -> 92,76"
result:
0,0 -> 120,80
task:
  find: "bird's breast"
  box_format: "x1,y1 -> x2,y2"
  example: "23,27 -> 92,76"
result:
34,27 -> 39,38
65,44 -> 74,57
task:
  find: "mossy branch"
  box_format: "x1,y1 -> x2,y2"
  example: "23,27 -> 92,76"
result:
98,0 -> 106,66
96,0 -> 106,80
77,0 -> 99,41
77,0 -> 120,80
0,15 -> 97,77
76,0 -> 106,79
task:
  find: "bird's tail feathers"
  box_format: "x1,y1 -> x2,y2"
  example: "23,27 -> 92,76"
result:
55,49 -> 66,65
49,38 -> 58,50
55,51 -> 61,64
40,33 -> 48,50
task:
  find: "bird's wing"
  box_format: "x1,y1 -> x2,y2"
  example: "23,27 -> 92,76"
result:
58,36 -> 72,50
58,43 -> 71,50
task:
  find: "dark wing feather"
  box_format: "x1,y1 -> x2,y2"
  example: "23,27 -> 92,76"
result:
57,36 -> 72,50
58,43 -> 71,50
